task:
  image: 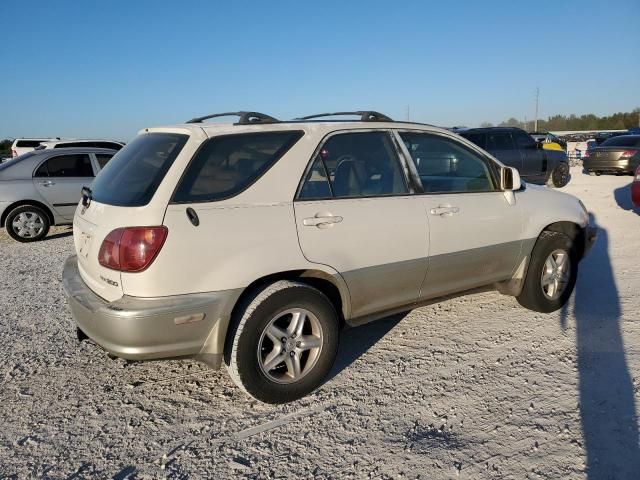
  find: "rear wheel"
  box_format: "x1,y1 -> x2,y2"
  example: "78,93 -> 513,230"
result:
5,205 -> 50,242
517,231 -> 578,313
225,280 -> 339,404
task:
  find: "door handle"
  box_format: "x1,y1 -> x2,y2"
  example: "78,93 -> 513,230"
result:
303,213 -> 343,228
430,205 -> 460,216
39,180 -> 55,187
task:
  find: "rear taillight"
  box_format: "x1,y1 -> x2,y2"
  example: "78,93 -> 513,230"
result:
11,149 -> 17,158
620,150 -> 636,158
583,150 -> 590,158
98,226 -> 168,272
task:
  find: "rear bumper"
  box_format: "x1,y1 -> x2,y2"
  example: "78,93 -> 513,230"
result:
62,255 -> 242,367
583,158 -> 634,173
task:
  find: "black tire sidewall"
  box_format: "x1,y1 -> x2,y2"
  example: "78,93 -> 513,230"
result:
229,286 -> 339,404
553,163 -> 570,187
5,205 -> 51,242
519,232 -> 578,313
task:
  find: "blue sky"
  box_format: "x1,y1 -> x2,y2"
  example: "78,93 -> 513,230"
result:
1,0 -> 638,141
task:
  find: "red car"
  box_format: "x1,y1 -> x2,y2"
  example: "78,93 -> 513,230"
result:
633,165 -> 640,208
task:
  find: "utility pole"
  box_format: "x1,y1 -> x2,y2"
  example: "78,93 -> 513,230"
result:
534,87 -> 539,132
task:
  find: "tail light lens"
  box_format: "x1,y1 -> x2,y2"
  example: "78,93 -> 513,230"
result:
98,226 -> 168,272
11,149 -> 17,158
620,150 -> 636,158
583,150 -> 590,158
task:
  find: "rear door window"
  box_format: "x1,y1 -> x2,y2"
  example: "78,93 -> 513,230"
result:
90,133 -> 188,207
172,131 -> 303,203
486,131 -> 516,150
33,154 -> 94,177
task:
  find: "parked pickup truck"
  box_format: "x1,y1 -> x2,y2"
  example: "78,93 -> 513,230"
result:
457,127 -> 570,188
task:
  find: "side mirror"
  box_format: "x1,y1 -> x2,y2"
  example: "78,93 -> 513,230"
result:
502,166 -> 521,191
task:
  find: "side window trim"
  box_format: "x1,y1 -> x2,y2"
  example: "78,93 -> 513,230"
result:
394,129 -> 503,195
294,129 -> 413,201
89,153 -> 100,174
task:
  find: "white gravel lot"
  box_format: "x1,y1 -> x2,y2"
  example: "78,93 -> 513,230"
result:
0,167 -> 639,479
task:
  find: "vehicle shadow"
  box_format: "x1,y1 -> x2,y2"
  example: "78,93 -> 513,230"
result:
326,312 -> 407,382
560,214 -> 640,478
613,182 -> 640,215
44,228 -> 73,241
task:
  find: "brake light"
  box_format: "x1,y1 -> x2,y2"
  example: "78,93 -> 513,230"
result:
620,150 -> 636,158
12,149 -> 17,158
98,226 -> 167,272
583,150 -> 590,158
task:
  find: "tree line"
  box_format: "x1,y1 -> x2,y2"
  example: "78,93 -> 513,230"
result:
481,108 -> 640,132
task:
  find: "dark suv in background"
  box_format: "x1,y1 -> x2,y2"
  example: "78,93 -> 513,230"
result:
456,127 -> 570,187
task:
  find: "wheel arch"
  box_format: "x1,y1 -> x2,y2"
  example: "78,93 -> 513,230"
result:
228,269 -> 350,331
1,199 -> 56,228
542,221 -> 585,259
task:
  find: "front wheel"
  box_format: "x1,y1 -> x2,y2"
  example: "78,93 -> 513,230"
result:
548,162 -> 570,188
224,280 -> 339,404
517,231 -> 578,313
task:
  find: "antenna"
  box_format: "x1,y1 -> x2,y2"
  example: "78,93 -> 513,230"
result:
534,87 -> 540,132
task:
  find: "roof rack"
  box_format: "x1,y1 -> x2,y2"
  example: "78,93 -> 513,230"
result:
186,111 -> 279,125
295,111 -> 393,122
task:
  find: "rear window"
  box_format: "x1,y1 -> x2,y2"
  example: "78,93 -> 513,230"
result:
172,131 -> 304,203
600,136 -> 640,147
16,140 -> 45,148
91,133 -> 188,207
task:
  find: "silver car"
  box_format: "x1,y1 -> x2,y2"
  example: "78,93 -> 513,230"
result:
0,147 -> 116,242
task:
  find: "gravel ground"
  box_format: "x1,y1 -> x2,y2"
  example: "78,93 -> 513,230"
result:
1,168 -> 639,479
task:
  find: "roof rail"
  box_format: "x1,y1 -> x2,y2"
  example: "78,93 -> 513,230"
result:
186,111 -> 279,125
295,111 -> 393,122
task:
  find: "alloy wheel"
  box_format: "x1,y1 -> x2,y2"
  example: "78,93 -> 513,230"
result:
540,249 -> 571,300
257,308 -> 323,384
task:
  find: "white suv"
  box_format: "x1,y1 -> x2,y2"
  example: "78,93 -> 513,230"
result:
11,138 -> 60,157
62,111 -> 596,404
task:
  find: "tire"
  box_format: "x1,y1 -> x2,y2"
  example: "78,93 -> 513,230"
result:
5,205 -> 51,242
224,280 -> 339,404
547,162 -> 570,188
516,231 -> 578,313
